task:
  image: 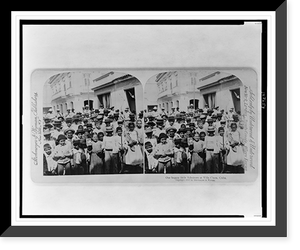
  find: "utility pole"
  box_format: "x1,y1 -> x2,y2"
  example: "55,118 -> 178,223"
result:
193,73 -> 196,109
85,73 -> 91,111
88,77 -> 90,111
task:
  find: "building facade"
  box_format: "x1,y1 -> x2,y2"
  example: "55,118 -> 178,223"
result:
47,72 -> 101,115
155,71 -> 201,113
91,72 -> 143,114
197,71 -> 243,113
43,82 -> 53,115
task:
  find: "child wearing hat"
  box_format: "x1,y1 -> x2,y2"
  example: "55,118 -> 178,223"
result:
216,127 -> 229,173
174,115 -> 184,130
217,119 -> 228,136
57,114 -> 65,126
93,119 -> 104,135
225,123 -> 244,173
78,138 -> 89,174
64,129 -> 75,170
88,132 -> 104,174
111,113 -> 119,133
177,127 -> 187,152
166,127 -> 180,149
165,116 -> 175,130
203,118 -> 216,133
43,130 -> 56,150
102,126 -> 118,174
53,134 -> 72,175
189,132 -> 205,173
43,143 -> 57,175
215,112 -> 223,128
144,141 -> 158,173
123,122 -> 143,173
75,128 -> 85,141
204,126 -> 219,173
185,127 -> 194,142
128,113 -> 136,123
102,118 -> 114,134
144,127 -> 157,149
82,117 -> 89,128
135,119 -> 144,151
72,139 -> 86,175
114,126 -> 126,173
72,115 -> 82,130
98,131 -> 105,143
63,117 -> 76,133
238,120 -> 246,160
64,128 -> 75,148
51,120 -> 64,143
153,118 -> 166,143
173,138 -> 188,173
99,116 -> 106,131
195,120 -> 206,136
153,133 -> 174,173
146,120 -> 156,130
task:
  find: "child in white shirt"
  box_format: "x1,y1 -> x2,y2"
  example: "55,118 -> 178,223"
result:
103,127 -> 118,174
204,126 -> 220,173
53,134 -> 72,175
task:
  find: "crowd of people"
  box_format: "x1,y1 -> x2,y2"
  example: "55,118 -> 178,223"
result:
143,105 -> 245,174
43,105 -> 144,175
43,104 -> 246,176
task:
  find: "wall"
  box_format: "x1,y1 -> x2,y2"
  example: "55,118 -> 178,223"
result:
49,72 -> 98,114
156,71 -> 201,112
93,77 -> 143,113
199,78 -> 243,112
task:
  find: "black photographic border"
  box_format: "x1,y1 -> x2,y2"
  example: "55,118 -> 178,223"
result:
5,2 -> 286,236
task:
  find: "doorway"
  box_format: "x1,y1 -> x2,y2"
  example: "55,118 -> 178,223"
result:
189,99 -> 199,109
124,88 -> 136,113
230,88 -> 241,114
84,100 -> 94,110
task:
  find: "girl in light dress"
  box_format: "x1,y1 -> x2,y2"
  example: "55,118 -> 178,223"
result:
123,122 -> 143,173
189,132 -> 205,173
226,122 -> 244,173
88,133 -> 104,174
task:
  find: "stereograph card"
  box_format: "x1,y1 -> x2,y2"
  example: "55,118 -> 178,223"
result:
31,68 -> 259,184
21,22 -> 265,217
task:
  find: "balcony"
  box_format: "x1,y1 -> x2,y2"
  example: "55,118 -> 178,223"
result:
51,88 -> 74,101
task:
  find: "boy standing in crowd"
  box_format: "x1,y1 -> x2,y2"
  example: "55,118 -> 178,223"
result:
144,127 -> 157,149
114,126 -> 126,174
144,141 -> 158,173
204,126 -> 219,173
43,143 -> 57,175
53,134 -> 72,175
152,118 -> 166,142
43,130 -> 56,150
153,133 -> 174,173
51,120 -> 64,142
216,127 -> 228,173
135,119 -> 144,152
102,126 -> 118,174
72,139 -> 86,175
173,138 -> 188,173
189,132 -> 206,173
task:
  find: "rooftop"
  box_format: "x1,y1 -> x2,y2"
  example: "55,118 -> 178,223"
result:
91,73 -> 136,91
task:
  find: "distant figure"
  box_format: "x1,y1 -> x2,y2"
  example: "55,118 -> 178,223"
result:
45,108 -> 56,120
151,106 -> 159,117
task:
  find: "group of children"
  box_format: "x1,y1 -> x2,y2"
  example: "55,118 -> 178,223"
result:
143,107 -> 245,174
43,106 -> 246,175
43,108 -> 144,175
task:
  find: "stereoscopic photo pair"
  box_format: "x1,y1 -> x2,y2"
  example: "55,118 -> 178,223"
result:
36,68 -> 258,181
